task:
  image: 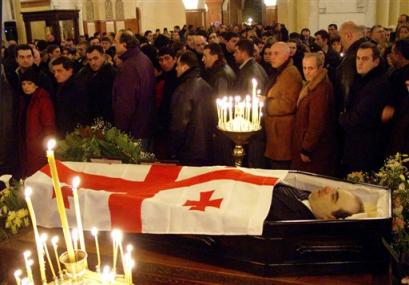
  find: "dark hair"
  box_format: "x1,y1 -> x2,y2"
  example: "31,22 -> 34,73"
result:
177,50 -> 199,68
47,44 -> 60,54
101,36 -> 112,43
89,36 -> 100,43
63,47 -> 77,56
394,38 -> 409,60
119,31 -> 139,49
301,28 -> 310,34
78,40 -> 89,48
51,56 -> 74,70
370,24 -> 383,35
236,39 -> 255,57
314,29 -> 330,42
86,45 -> 104,54
224,31 -> 240,41
330,35 -> 341,44
328,24 -> 338,30
36,40 -> 48,51
289,32 -> 301,40
332,196 -> 364,219
16,44 -> 34,56
400,14 -> 409,23
158,46 -> 176,58
358,41 -> 381,60
154,34 -> 172,49
204,43 -> 225,67
20,67 -> 40,86
144,30 -> 153,37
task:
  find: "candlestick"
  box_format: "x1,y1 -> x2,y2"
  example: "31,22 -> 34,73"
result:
40,233 -> 57,280
25,187 -> 47,284
14,269 -> 22,285
92,227 -> 101,272
51,236 -> 63,279
72,176 -> 86,253
46,139 -> 75,262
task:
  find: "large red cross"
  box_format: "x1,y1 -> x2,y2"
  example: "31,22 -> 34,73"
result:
183,190 -> 223,211
41,161 -> 279,232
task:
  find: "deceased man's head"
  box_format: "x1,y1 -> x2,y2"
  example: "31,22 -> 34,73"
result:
308,187 -> 364,220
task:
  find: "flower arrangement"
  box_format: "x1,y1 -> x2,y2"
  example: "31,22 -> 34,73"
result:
55,120 -> 155,163
0,176 -> 30,240
347,153 -> 409,283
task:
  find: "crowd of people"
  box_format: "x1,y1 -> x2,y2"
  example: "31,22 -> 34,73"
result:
1,17 -> 409,179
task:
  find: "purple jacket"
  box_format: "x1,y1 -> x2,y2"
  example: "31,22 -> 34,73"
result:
112,47 -> 155,139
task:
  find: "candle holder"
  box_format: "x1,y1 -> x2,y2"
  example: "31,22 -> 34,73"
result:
59,250 -> 88,282
218,127 -> 261,167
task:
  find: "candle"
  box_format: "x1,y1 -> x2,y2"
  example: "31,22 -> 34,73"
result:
258,102 -> 264,126
72,176 -> 86,252
40,233 -> 57,280
112,230 -> 120,273
46,139 -> 75,262
14,269 -> 22,285
25,187 -> 47,284
228,101 -> 233,123
21,277 -> 30,285
125,244 -> 134,283
128,259 -> 135,284
216,99 -> 221,127
23,251 -> 33,283
72,228 -> 79,252
91,227 -> 101,272
51,236 -> 63,279
101,265 -> 111,284
116,231 -> 126,275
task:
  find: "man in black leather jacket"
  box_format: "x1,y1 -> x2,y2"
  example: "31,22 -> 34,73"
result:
170,51 -> 217,166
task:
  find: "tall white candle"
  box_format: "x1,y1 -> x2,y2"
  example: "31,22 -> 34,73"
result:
91,227 -> 101,272
23,251 -> 33,283
72,228 -> 79,253
25,187 -> 47,284
14,269 -> 22,285
71,176 -> 86,252
40,233 -> 57,280
51,236 -> 63,279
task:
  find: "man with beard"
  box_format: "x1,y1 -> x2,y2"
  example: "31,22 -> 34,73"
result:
77,45 -> 116,123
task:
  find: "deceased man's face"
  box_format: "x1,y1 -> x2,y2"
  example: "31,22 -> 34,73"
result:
308,187 -> 362,220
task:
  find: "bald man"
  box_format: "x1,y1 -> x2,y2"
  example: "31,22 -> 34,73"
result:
335,21 -> 367,114
264,42 -> 303,169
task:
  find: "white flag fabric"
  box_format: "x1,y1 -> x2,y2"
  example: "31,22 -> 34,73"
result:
26,161 -> 288,235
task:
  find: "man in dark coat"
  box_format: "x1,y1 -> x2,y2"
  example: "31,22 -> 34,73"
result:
234,39 -> 268,96
339,42 -> 389,173
170,51 -> 217,166
202,43 -> 236,96
335,21 -> 367,114
314,29 -> 341,83
77,45 -> 116,123
112,30 -> 155,146
202,43 -> 237,166
388,39 -> 409,155
221,32 -> 240,75
52,57 -> 90,138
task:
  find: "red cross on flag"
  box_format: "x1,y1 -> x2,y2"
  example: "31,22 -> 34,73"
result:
26,161 -> 288,235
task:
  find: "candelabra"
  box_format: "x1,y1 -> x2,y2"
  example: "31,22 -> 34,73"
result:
216,79 -> 263,167
14,139 -> 135,285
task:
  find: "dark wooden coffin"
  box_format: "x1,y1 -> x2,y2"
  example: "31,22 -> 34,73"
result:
133,171 -> 392,276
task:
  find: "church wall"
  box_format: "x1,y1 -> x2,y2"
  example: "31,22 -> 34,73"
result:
137,0 -> 186,32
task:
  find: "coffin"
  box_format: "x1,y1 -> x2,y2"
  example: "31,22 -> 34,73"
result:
133,171 -> 392,276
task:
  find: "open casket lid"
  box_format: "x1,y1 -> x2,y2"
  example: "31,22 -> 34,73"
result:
278,170 -> 392,221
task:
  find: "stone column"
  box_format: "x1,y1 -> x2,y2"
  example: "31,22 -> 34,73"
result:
376,0 -> 390,27
264,5 -> 277,26
389,0 -> 400,26
12,0 -> 26,43
205,0 -> 223,27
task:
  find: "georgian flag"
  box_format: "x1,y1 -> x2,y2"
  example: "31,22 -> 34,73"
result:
25,161 -> 288,235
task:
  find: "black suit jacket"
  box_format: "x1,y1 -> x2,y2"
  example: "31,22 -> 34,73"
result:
266,184 -> 315,221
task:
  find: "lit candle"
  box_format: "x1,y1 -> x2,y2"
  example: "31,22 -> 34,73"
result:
51,236 -> 63,279
46,139 -> 75,262
23,251 -> 33,283
40,233 -> 57,280
72,176 -> 86,252
101,265 -> 111,284
128,259 -> 135,284
72,228 -> 79,252
91,227 -> 101,272
112,230 -> 120,273
216,99 -> 221,127
14,269 -> 22,285
25,187 -> 47,284
115,230 -> 126,275
125,244 -> 134,283
258,102 -> 264,126
228,101 -> 233,123
21,277 -> 30,285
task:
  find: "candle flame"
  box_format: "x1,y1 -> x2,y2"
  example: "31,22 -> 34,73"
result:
24,187 -> 32,198
91,227 -> 98,236
28,259 -> 34,266
51,236 -> 59,246
126,244 -> 133,253
14,269 -> 22,278
40,233 -> 48,242
72,176 -> 81,189
47,139 -> 56,151
252,78 -> 257,86
111,229 -> 122,241
23,251 -> 31,258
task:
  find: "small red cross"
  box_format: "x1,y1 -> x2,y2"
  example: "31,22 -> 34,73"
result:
183,190 -> 223,211
52,186 -> 73,209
